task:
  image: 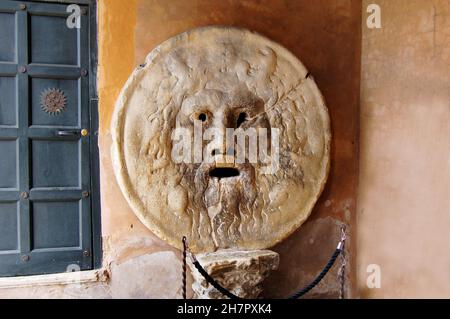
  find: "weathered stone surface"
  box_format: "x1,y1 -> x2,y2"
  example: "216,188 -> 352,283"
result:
110,251 -> 182,298
111,26 -> 330,252
264,217 -> 347,299
188,249 -> 279,299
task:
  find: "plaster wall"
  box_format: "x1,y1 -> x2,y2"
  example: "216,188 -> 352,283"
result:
99,0 -> 362,299
358,0 -> 450,298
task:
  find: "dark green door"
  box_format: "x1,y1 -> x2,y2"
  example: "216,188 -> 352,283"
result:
0,0 -> 94,276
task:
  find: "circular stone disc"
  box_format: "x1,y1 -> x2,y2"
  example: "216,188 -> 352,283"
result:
111,26 -> 331,252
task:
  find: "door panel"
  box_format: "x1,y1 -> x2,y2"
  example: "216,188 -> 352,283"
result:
31,140 -> 80,188
0,76 -> 17,126
32,200 -> 81,249
0,0 -> 94,277
0,12 -> 16,62
0,202 -> 19,251
30,14 -> 79,65
0,140 -> 18,188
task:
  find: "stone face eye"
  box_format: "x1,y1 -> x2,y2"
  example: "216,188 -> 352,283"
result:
236,112 -> 247,127
198,113 -> 207,122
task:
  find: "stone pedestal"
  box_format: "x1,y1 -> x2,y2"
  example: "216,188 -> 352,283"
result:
188,249 -> 279,299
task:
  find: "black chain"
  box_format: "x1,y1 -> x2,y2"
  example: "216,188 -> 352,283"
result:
182,227 -> 347,299
182,236 -> 187,299
338,225 -> 347,299
287,248 -> 342,299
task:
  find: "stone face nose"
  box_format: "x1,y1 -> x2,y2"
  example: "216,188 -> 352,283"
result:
211,109 -> 234,131
207,110 -> 230,152
207,109 -> 236,167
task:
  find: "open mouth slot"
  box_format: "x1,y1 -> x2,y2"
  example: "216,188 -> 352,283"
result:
209,167 -> 240,179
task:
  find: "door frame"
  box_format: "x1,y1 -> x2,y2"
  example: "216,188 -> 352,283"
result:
86,0 -> 102,270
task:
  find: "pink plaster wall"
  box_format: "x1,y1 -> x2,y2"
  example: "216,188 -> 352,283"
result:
358,0 -> 450,298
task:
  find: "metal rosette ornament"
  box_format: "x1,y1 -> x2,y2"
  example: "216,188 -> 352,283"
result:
40,88 -> 67,115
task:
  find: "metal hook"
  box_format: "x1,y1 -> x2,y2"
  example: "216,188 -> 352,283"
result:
341,225 -> 347,242
182,236 -> 197,262
337,225 -> 347,250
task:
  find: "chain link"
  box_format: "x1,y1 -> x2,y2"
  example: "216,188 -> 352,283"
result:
182,236 -> 187,299
337,225 -> 347,299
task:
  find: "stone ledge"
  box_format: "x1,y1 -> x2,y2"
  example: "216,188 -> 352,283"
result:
0,269 -> 109,290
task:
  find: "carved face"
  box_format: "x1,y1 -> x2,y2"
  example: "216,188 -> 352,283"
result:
175,86 -> 272,248
112,27 -> 331,252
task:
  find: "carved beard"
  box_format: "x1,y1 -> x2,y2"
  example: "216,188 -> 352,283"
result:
182,163 -> 259,249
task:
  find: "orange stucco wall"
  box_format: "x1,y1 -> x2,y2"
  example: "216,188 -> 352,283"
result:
95,0 -> 450,298
98,0 -> 136,133
96,0 -> 362,298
